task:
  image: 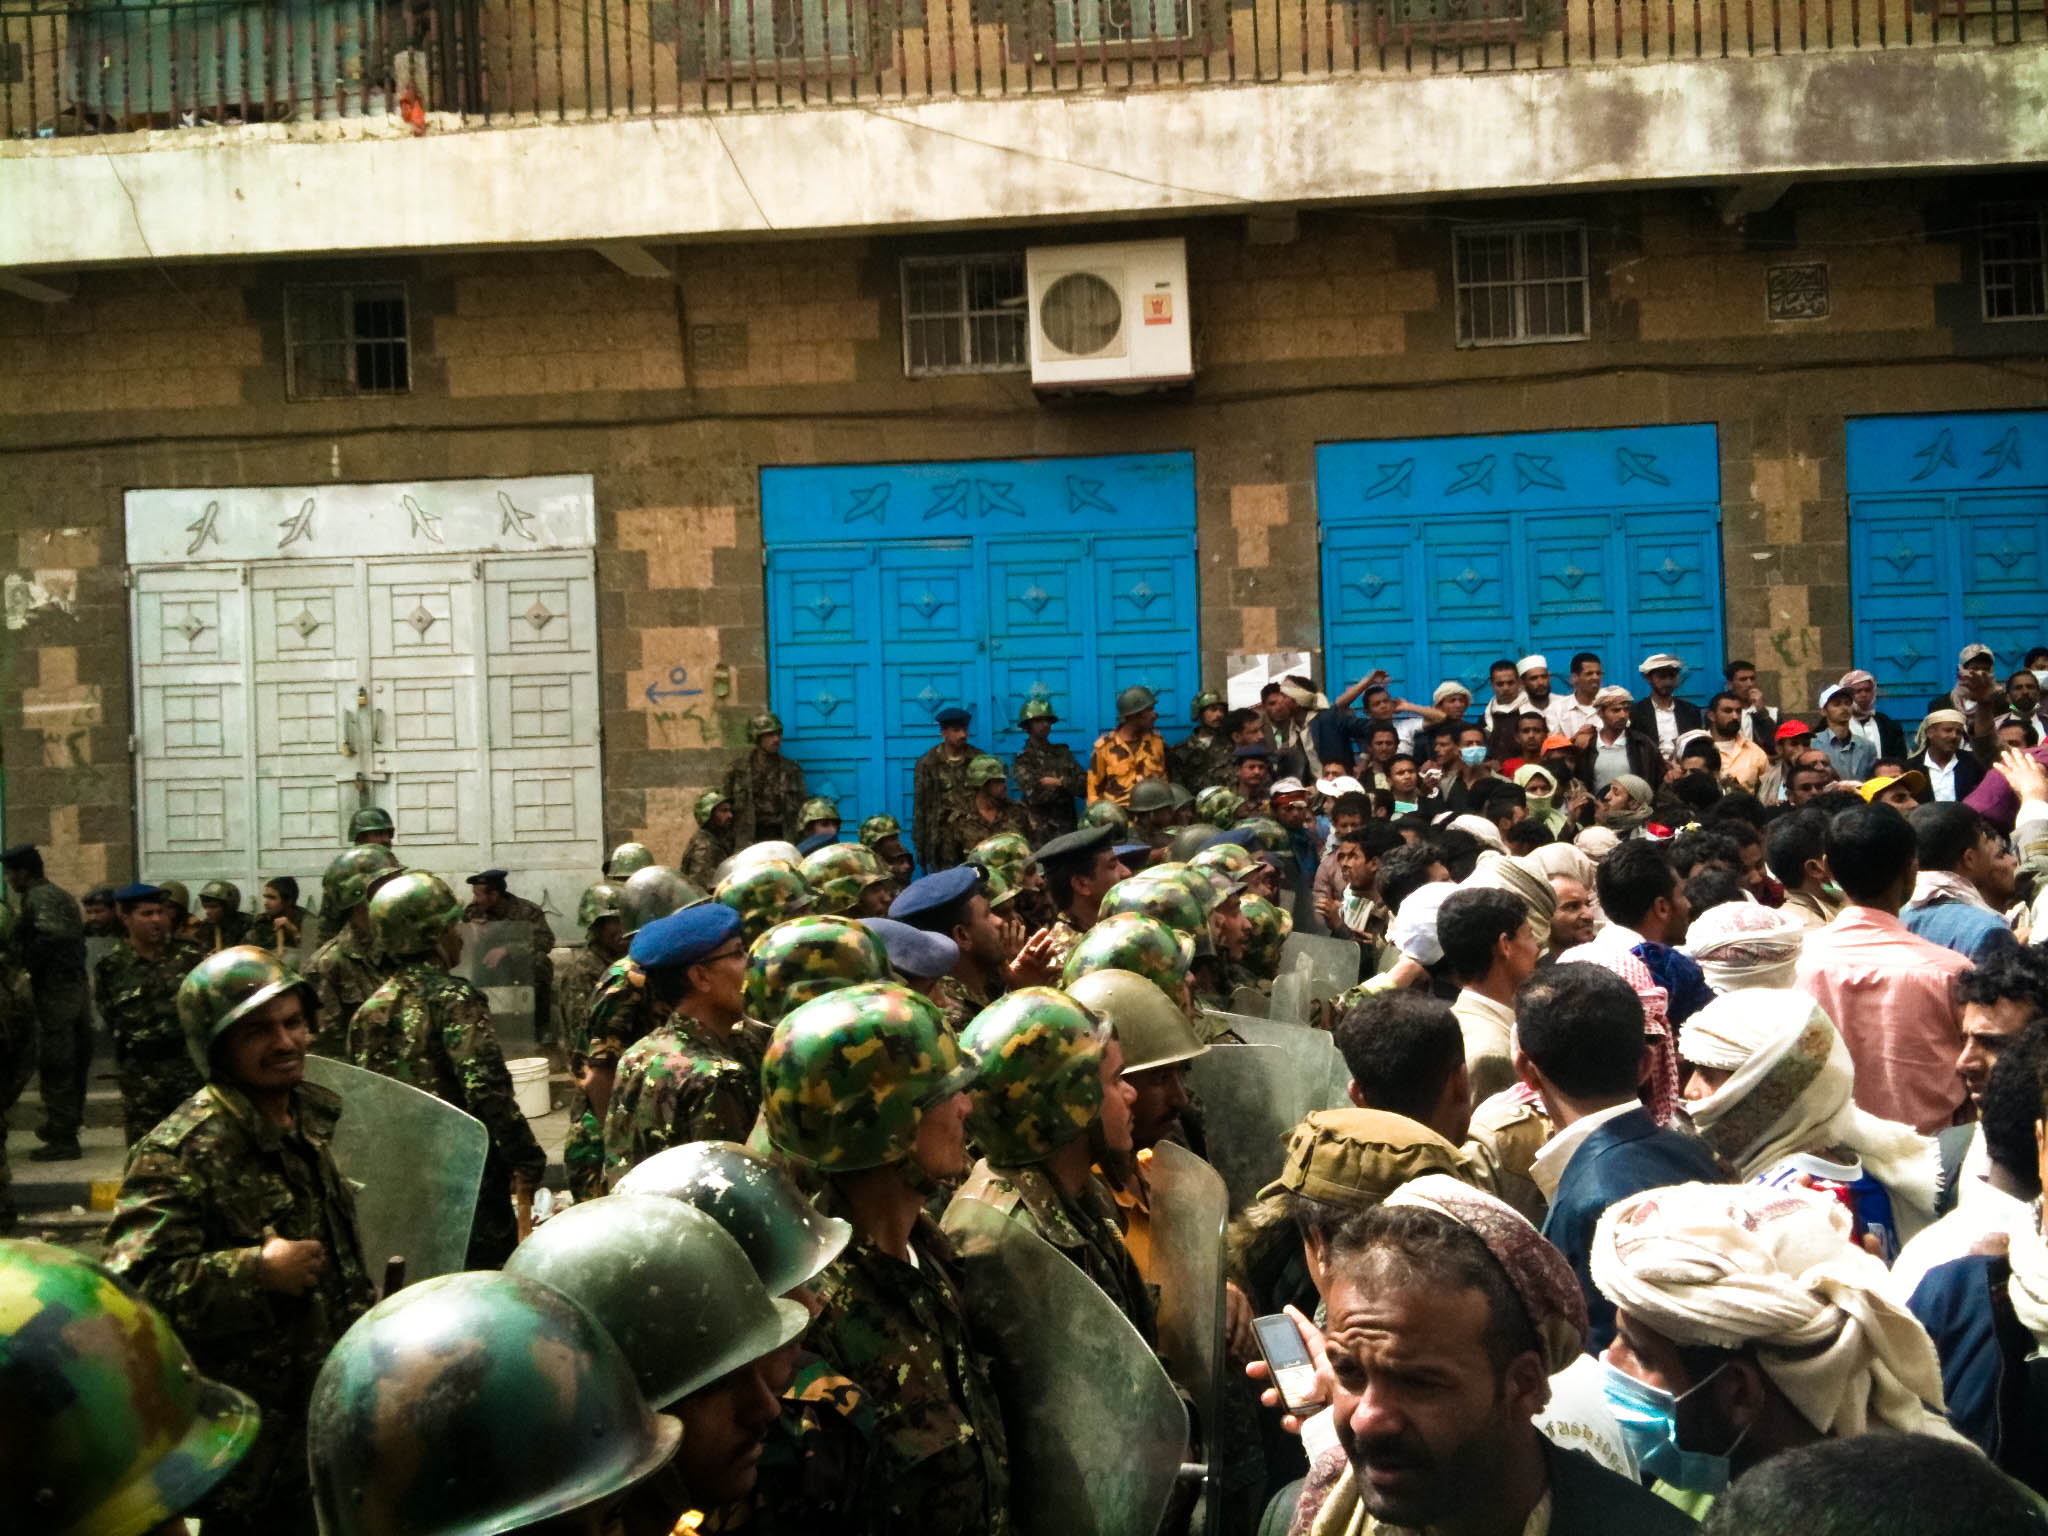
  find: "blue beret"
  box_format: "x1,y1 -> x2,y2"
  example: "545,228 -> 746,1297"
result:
629,903 -> 744,970
796,831 -> 839,855
466,869 -> 509,887
1114,842 -> 1154,864
1234,743 -> 1274,760
860,917 -> 960,980
888,865 -> 980,925
935,706 -> 972,726
112,882 -> 166,905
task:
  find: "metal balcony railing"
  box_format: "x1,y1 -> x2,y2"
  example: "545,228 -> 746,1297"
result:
2,0 -> 2041,136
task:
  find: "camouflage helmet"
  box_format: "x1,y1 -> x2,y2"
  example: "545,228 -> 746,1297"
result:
504,1196 -> 808,1408
176,945 -> 318,1077
747,711 -> 785,742
308,1271 -> 680,1536
1096,873 -> 1206,937
320,844 -> 404,914
197,879 -> 241,910
367,870 -> 464,960
960,988 -> 1111,1166
716,865 -> 815,945
968,831 -> 1032,885
1240,892 -> 1292,979
859,813 -> 906,850
1194,786 -> 1248,828
1191,689 -> 1224,719
1128,778 -> 1176,816
1190,840 -> 1260,880
744,914 -> 890,1024
1065,968 -> 1208,1073
1018,697 -> 1058,727
154,879 -> 191,911
1117,684 -> 1158,719
1144,862 -> 1229,917
576,880 -> 624,930
0,1238 -> 260,1536
964,754 -> 1007,788
1167,824 -> 1224,863
692,788 -> 729,825
1082,799 -> 1131,835
348,805 -> 395,840
613,1140 -> 852,1296
762,982 -> 976,1171
799,796 -> 841,827
1060,912 -> 1192,996
607,841 -> 657,878
1232,815 -> 1292,855
799,842 -> 891,917
978,861 -> 1021,912
618,865 -> 704,938
717,841 -> 806,885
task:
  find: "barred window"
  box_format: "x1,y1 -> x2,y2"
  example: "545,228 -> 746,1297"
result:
1980,203 -> 2047,322
900,254 -> 1029,376
285,284 -> 410,400
1453,223 -> 1590,347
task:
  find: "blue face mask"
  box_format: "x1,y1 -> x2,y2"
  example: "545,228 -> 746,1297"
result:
1460,745 -> 1488,767
1597,1359 -> 1747,1494
1393,800 -> 1419,816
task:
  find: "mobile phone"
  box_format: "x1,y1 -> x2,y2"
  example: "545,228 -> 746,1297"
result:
1253,1312 -> 1323,1414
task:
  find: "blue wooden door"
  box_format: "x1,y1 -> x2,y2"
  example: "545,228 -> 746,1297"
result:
1317,426 -> 1723,704
763,453 -> 1198,834
1848,412 -> 2048,718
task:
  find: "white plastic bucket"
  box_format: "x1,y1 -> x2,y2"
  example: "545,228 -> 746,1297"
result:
507,1057 -> 552,1119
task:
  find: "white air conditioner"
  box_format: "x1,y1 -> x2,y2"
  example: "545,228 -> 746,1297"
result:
1027,238 -> 1192,390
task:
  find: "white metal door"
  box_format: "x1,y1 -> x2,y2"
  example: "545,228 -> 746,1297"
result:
132,566 -> 253,885
250,562 -> 362,873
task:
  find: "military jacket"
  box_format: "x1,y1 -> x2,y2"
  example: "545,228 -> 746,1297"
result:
913,743 -> 981,872
954,1160 -> 1158,1344
805,1200 -> 1011,1536
305,925 -> 387,1060
602,1014 -> 764,1185
727,748 -> 808,846
749,1353 -> 879,1535
1086,729 -> 1168,806
562,956 -> 665,1199
553,941 -> 611,1055
16,876 -> 88,1007
1015,738 -> 1086,844
681,823 -> 736,889
1169,728 -> 1237,794
96,937 -> 205,1065
945,798 -> 1032,869
933,973 -> 992,1037
105,1080 -> 372,1529
192,910 -> 250,952
1462,1086 -> 1553,1226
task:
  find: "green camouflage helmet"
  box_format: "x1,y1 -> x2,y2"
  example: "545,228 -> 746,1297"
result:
1191,689 -> 1224,719
744,913 -> 890,1024
1143,862 -> 1228,917
618,865 -> 704,938
1167,824 -> 1224,863
505,1196 -> 808,1409
1240,892 -> 1292,979
348,805 -> 395,839
321,844 -> 404,914
1082,799 -> 1131,835
613,1140 -> 852,1296
799,796 -> 841,827
154,879 -> 191,911
176,944 -> 318,1077
367,870 -> 464,960
576,880 -> 624,930
716,841 -> 806,886
1191,840 -> 1260,880
979,861 -> 1021,911
1128,778 -> 1176,815
1059,912 -> 1192,996
1064,969 -> 1208,1073
608,841 -> 657,878
968,831 -> 1032,885
716,865 -> 815,945
0,1238 -> 260,1536
1194,786 -> 1248,828
799,842 -> 890,916
748,711 -> 785,742
1232,815 -> 1292,854
1018,697 -> 1058,727
960,988 -> 1110,1166
693,788 -> 729,824
762,982 -> 976,1171
308,1271 -> 680,1536
964,754 -> 1007,788
1096,873 -> 1207,937
197,879 -> 241,910
859,813 -> 906,849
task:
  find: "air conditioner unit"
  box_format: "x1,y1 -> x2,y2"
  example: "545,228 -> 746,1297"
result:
1027,238 -> 1192,391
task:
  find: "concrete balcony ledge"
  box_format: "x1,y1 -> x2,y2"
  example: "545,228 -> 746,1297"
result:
4,44 -> 2046,271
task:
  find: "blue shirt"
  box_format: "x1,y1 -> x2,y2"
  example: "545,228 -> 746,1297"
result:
1820,729 -> 1877,782
1903,901 -> 2019,968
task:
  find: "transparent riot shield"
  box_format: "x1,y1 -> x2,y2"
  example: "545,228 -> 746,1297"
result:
84,936 -> 118,1029
1146,1140 -> 1228,1536
1267,953 -> 1313,1024
1229,1017 -> 1355,1116
942,1196 -> 1189,1536
1186,1043 -> 1300,1213
455,920 -> 537,1050
1279,932 -> 1365,1004
301,1055 -> 487,1282
1228,984 -> 1269,1018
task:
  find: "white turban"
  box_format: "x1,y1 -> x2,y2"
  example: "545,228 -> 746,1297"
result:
1516,654 -> 1550,677
1574,825 -> 1622,862
1389,879 -> 1458,965
1450,814 -> 1508,854
1684,902 -> 1806,992
1593,684 -> 1634,707
1590,1182 -> 1961,1442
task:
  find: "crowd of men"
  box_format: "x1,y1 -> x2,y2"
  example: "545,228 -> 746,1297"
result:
8,638 -> 2048,1535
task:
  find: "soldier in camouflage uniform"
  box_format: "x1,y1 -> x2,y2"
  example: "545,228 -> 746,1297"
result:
950,988 -> 1156,1341
95,882 -> 206,1147
1086,686 -> 1170,807
104,945 -> 373,1536
461,868 -> 556,1046
555,880 -> 625,1064
682,787 -> 739,889
1030,824 -> 1127,971
348,871 -> 545,1269
762,982 -> 1010,1536
603,904 -> 776,1186
889,865 -> 1025,1036
727,711 -> 809,846
1014,698 -> 1087,844
860,812 -> 917,885
194,879 -> 251,951
317,806 -> 397,944
608,839 -> 657,877
305,845 -> 404,1060
801,840 -> 895,917
1170,689 -> 1237,794
912,705 -> 981,874
943,753 -> 1032,862
0,907 -> 36,1230
2,843 -> 93,1158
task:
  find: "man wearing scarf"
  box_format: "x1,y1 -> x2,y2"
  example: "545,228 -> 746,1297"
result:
1901,803 -> 2020,966
1683,901 -> 1806,992
1574,686 -> 1663,792
1838,669 -> 1909,761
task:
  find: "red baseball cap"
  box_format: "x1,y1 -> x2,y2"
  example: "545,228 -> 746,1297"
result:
1774,719 -> 1813,742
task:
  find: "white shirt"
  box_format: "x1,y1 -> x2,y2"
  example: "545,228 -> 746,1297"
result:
1889,1174 -> 2032,1302
1738,703 -> 1780,743
1925,751 -> 1959,802
1850,714 -> 1883,754
1525,693 -> 1570,733
1555,695 -> 1602,740
1530,1099 -> 1640,1201
1649,697 -> 1680,754
1593,734 -> 1632,789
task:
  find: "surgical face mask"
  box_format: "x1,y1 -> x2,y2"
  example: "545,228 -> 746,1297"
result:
1393,800 -> 1419,817
1821,880 -> 1845,901
1598,1359 -> 1747,1494
1460,745 -> 1488,767
2034,669 -> 2048,688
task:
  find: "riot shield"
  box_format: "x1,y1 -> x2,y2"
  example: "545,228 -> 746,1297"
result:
1279,932 -> 1364,1004
84,936 -> 117,1029
1186,1043 -> 1301,1212
1267,953 -> 1313,1024
1229,1017 -> 1355,1116
455,920 -> 536,1047
302,1055 -> 487,1282
1145,1141 -> 1228,1536
942,1196 -> 1188,1536
1228,984 -> 1269,1018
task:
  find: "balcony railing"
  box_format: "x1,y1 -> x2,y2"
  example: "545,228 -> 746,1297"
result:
3,0 -> 2041,136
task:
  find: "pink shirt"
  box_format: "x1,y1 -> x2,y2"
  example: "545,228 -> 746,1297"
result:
1794,906 -> 1973,1134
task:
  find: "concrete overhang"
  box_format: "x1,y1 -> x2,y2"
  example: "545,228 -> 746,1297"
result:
3,46 -> 2044,271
